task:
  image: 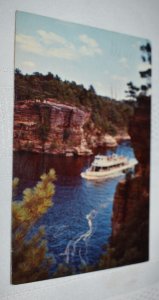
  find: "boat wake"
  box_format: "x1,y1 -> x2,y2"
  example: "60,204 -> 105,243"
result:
61,209 -> 97,265
53,225 -> 69,238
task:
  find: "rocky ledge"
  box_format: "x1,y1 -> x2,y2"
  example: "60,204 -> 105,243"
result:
13,99 -> 127,156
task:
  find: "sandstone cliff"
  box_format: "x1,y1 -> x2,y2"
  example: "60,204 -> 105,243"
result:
111,95 -> 150,264
13,99 -> 119,156
112,96 -> 150,236
14,99 -> 89,155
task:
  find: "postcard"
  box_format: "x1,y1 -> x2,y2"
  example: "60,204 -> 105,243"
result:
12,11 -> 151,284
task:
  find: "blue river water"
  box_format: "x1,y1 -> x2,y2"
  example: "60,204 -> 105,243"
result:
13,141 -> 135,275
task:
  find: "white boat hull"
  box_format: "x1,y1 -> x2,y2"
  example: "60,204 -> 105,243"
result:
81,159 -> 137,180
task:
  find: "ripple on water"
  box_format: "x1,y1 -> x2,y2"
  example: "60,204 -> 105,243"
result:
13,142 -> 135,272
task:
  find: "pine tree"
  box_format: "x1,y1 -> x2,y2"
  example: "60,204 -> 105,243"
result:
125,42 -> 151,99
12,169 -> 56,284
140,42 -> 151,93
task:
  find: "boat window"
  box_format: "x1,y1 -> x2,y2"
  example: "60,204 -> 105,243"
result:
95,167 -> 101,172
104,166 -> 108,170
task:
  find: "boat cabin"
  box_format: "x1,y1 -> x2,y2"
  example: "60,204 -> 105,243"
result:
90,154 -> 128,172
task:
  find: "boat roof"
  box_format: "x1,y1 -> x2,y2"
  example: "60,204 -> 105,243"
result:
92,154 -> 127,167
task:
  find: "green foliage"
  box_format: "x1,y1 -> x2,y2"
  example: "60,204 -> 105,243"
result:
125,81 -> 139,100
140,42 -> 151,92
15,71 -> 135,135
125,42 -> 151,99
12,169 -> 56,284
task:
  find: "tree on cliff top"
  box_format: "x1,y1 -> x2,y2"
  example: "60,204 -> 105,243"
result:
140,42 -> 151,93
125,81 -> 139,99
14,69 -> 134,135
12,169 -> 56,284
125,42 -> 151,100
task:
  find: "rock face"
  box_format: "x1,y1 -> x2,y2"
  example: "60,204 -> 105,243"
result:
112,96 -> 150,241
14,99 -> 121,156
13,99 -> 92,155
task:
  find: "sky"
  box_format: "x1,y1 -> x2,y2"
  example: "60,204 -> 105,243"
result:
15,11 -> 150,100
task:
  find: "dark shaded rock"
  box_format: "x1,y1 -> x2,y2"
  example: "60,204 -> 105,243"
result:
109,95 -> 150,265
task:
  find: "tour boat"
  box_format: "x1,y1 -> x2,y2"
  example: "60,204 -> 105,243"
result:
81,154 -> 138,180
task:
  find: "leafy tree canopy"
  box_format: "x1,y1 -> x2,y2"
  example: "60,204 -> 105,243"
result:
15,71 -> 135,135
